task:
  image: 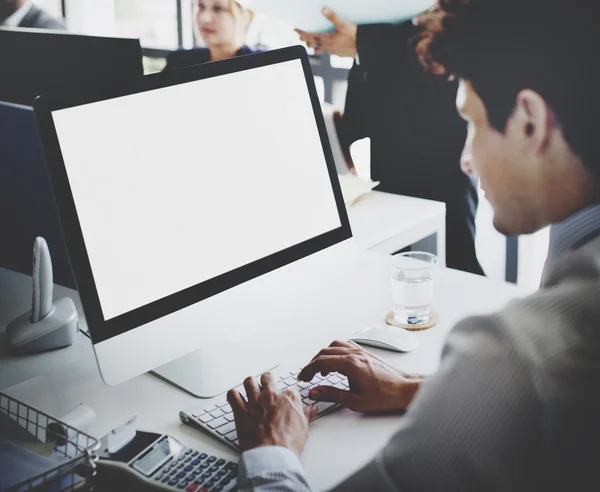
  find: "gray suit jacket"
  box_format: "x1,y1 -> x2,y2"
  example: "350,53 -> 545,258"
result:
19,5 -> 66,30
239,233 -> 600,490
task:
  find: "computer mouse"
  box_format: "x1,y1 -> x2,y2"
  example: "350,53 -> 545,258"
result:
350,324 -> 420,352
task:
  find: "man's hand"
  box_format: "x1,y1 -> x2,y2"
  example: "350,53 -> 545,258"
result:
295,8 -> 358,58
227,373 -> 317,456
298,340 -> 424,412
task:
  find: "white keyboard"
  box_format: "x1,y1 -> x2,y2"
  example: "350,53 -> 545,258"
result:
179,369 -> 349,451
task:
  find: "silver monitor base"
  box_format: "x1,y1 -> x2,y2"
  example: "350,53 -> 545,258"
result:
151,342 -> 281,398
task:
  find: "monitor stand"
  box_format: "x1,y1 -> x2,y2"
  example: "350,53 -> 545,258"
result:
151,341 -> 281,398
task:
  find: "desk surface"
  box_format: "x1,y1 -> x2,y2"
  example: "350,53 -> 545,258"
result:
0,190 -> 445,390
2,252 -> 525,491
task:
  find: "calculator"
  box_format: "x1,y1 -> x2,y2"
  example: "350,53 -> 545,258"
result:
96,430 -> 237,491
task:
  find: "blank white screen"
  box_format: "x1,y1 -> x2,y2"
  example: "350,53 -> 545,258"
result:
52,59 -> 342,320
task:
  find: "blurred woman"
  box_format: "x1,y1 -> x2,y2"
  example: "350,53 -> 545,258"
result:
164,0 -> 257,71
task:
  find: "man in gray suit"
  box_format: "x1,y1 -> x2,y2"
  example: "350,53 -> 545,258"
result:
0,0 -> 66,30
225,0 -> 600,490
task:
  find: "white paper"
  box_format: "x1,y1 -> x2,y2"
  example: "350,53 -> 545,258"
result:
338,173 -> 379,206
240,0 -> 434,32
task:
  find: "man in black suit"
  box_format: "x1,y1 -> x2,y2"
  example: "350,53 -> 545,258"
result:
297,10 -> 484,275
0,0 -> 66,30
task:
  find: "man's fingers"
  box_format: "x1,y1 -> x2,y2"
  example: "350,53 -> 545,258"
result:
322,7 -> 348,30
303,404 -> 318,421
259,372 -> 278,405
243,376 -> 261,409
330,339 -> 356,349
299,355 -> 357,381
227,388 -> 247,414
308,385 -> 355,407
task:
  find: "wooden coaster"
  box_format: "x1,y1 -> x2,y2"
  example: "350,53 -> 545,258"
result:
385,311 -> 439,331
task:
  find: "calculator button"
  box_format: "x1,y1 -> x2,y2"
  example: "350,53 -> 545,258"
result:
177,472 -> 186,478
216,459 -> 226,466
207,456 -> 217,463
185,466 -> 193,472
169,479 -> 179,486
225,463 -> 238,471
177,483 -> 187,489
213,486 -> 224,492
162,476 -> 170,483
200,462 -> 210,469
217,469 -> 227,477
186,485 -> 198,492
191,451 -> 199,458
209,465 -> 219,473
199,453 -> 208,459
192,459 -> 200,466
185,457 -> 192,463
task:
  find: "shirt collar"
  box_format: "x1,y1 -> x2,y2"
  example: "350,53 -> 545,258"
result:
548,203 -> 600,258
2,1 -> 33,27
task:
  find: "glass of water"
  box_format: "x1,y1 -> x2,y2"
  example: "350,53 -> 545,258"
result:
390,252 -> 438,329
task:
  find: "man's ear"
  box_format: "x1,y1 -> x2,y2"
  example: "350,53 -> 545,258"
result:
513,89 -> 553,154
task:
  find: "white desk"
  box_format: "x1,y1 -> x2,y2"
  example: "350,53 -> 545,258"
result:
0,190 -> 446,391
2,251 -> 523,491
348,191 -> 446,264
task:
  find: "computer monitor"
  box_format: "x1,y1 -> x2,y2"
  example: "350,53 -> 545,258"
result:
34,45 -> 359,397
0,101 -> 74,288
0,27 -> 143,107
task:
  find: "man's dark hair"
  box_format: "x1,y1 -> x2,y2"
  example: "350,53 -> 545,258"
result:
415,0 -> 599,173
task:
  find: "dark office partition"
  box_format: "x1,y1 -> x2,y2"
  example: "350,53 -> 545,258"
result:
0,27 -> 143,106
0,102 -> 75,287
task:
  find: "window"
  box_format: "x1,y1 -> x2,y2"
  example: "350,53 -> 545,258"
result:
114,0 -> 179,49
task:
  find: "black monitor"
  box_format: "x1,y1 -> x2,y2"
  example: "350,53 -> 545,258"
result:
0,27 -> 143,106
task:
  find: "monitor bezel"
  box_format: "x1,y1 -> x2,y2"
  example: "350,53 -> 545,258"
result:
34,45 -> 352,345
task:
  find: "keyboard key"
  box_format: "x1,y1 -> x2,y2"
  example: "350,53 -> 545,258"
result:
220,404 -> 232,413
208,417 -> 228,429
224,430 -> 237,441
217,402 -> 230,408
201,405 -> 218,414
217,422 -> 236,436
316,401 -> 337,413
197,414 -> 212,423
209,409 -> 225,418
224,414 -> 235,422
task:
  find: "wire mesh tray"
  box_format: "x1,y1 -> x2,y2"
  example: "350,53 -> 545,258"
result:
0,393 -> 100,492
